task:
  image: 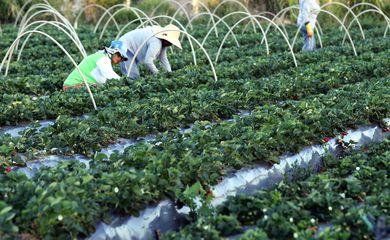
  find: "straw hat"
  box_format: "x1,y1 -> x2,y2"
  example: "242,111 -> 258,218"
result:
152,24 -> 182,50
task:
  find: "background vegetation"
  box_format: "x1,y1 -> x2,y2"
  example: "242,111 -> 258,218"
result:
0,0 -> 388,24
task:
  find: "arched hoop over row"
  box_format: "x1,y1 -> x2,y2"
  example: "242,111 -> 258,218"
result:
185,12 -> 239,47
214,14 -> 269,63
321,2 -> 365,40
241,11 -> 276,34
16,20 -> 87,62
171,0 -> 213,32
17,15 -> 85,54
150,0 -> 192,28
0,30 -> 97,110
342,9 -> 390,44
73,4 -> 120,30
16,3 -> 80,54
135,15 -> 198,66
14,0 -> 51,26
215,15 -> 297,68
202,11 -> 261,47
93,4 -> 149,34
127,29 -> 218,82
17,3 -> 71,32
208,0 -> 256,32
341,2 -> 389,28
98,7 -> 149,39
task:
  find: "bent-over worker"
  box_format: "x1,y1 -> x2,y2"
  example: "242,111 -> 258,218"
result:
118,24 -> 182,79
298,0 -> 321,51
63,41 -> 128,91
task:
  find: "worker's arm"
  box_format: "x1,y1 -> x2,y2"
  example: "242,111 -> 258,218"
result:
159,47 -> 172,72
95,56 -> 120,84
144,40 -> 161,75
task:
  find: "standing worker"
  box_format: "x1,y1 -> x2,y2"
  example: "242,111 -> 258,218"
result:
297,0 -> 321,51
63,41 -> 128,90
118,24 -> 182,79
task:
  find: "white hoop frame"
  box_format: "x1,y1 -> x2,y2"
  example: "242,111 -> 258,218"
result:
215,15 -> 297,67
93,4 -> 149,34
16,20 -> 87,62
171,0 -> 214,30
185,12 -> 239,46
98,7 -> 149,39
321,2 -> 365,40
202,11 -> 261,46
150,0 -> 192,29
214,15 -> 269,63
14,0 -> 51,26
207,0 -> 256,33
73,4 -> 120,30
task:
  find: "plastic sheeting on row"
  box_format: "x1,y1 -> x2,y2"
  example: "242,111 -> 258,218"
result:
87,118 -> 389,240
17,154 -> 90,178
0,114 -> 90,138
90,200 -> 188,240
0,119 -> 54,138
14,110 -> 251,178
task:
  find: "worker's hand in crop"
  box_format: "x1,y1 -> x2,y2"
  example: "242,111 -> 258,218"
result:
306,23 -> 314,38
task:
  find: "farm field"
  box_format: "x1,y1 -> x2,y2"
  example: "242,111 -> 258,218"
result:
0,1 -> 389,239
164,139 -> 390,239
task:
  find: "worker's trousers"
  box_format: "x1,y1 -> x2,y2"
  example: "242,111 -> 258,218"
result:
120,50 -> 140,79
300,25 -> 316,52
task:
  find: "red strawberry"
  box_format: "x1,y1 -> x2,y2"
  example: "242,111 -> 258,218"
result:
341,132 -> 348,136
322,137 -> 332,143
5,166 -> 11,173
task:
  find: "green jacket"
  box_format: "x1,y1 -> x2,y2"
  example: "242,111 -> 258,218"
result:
64,52 -> 106,87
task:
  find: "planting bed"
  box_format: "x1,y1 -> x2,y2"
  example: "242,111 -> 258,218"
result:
164,138 -> 390,239
0,18 -> 389,240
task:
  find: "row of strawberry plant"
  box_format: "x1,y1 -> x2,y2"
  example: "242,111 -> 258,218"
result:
163,138 -> 390,239
0,36 -> 387,127
0,44 -> 387,161
1,24 -> 383,93
0,76 -> 388,239
0,46 -> 387,169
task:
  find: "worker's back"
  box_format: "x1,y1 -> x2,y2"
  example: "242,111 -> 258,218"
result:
119,26 -> 161,63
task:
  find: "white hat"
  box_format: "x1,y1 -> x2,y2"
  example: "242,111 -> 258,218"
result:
152,24 -> 182,50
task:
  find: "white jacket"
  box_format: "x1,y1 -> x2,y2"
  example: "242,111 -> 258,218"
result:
119,27 -> 171,75
297,0 -> 321,28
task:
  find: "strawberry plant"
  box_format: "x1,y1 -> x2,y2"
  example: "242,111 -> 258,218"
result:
164,139 -> 390,239
0,21 -> 388,239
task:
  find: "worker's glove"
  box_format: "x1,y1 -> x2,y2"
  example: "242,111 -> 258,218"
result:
306,22 -> 314,38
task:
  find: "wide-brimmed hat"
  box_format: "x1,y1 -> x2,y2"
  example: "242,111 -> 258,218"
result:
152,24 -> 182,50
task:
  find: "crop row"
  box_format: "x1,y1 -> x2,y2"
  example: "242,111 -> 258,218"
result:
163,138 -> 390,239
0,25 -> 384,95
0,35 -> 388,129
0,75 -> 388,238
0,47 -> 386,171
